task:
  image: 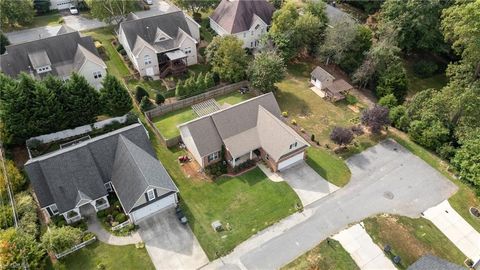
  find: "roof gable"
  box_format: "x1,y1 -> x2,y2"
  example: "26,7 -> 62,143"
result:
210,0 -> 275,34
111,136 -> 178,213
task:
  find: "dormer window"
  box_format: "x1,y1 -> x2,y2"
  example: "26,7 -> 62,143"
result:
37,66 -> 52,74
144,55 -> 152,65
147,189 -> 155,201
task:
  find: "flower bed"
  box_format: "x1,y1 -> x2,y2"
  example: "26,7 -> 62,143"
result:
96,196 -> 135,236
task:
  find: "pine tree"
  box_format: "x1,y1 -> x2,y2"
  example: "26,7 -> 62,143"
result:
195,72 -> 205,92
63,73 -> 101,128
204,72 -> 215,88
100,74 -> 133,116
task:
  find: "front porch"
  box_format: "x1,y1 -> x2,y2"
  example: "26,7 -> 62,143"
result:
60,195 -> 110,224
158,50 -> 188,78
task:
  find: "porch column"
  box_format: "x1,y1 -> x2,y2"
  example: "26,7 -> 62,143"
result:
232,157 -> 236,167
250,151 -> 253,160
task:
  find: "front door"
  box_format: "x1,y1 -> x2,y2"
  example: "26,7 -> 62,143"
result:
146,67 -> 154,76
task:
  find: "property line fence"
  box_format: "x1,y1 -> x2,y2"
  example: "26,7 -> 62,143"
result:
27,115 -> 128,144
55,237 -> 96,259
111,219 -> 132,231
144,81 -> 251,147
145,81 -> 249,119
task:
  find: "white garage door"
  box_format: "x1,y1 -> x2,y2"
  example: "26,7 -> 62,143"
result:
277,152 -> 304,171
53,0 -> 73,10
131,194 -> 176,223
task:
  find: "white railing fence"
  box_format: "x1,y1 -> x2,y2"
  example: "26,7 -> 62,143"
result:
111,219 -> 132,231
55,236 -> 96,259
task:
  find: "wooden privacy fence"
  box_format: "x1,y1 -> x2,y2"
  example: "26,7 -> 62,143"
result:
144,81 -> 251,147
55,237 -> 96,259
145,81 -> 249,119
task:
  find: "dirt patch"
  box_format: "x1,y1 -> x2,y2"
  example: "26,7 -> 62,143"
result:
180,159 -> 211,182
347,105 -> 360,113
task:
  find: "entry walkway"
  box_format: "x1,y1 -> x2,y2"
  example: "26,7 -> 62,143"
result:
85,213 -> 142,246
332,223 -> 396,270
423,200 -> 480,261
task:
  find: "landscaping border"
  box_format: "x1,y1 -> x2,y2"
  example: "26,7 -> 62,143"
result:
145,81 -> 252,147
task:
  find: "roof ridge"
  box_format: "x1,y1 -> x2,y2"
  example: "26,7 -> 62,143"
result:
120,10 -> 184,26
4,31 -> 80,49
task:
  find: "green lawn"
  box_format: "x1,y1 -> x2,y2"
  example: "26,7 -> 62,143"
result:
306,147 -> 351,187
152,91 -> 254,139
389,130 -> 480,234
81,27 -> 131,78
364,215 -> 466,269
282,238 -> 359,270
3,13 -> 61,31
404,61 -> 448,97
153,107 -> 197,139
276,62 -> 370,147
48,242 -> 154,270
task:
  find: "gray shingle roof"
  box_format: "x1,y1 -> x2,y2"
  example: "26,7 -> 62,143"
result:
210,0 -> 275,34
311,66 -> 335,82
111,135 -> 178,213
179,93 -> 309,161
407,255 -> 465,270
56,25 -> 76,35
25,123 -> 175,214
119,11 -> 191,52
0,31 -> 102,78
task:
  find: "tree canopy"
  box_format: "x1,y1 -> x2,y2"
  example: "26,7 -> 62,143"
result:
41,226 -> 83,254
0,31 -> 10,55
0,0 -> 34,27
87,0 -> 138,25
206,35 -> 247,83
100,74 -> 133,116
248,51 -> 286,92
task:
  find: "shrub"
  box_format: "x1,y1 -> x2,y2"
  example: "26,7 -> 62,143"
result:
413,60 -> 438,78
282,111 -> 288,117
155,93 -> 165,105
291,119 -> 297,125
96,210 -> 107,219
26,138 -> 41,150
97,263 -> 106,270
310,134 -> 315,141
330,127 -> 354,147
378,93 -> 398,109
82,232 -> 96,242
205,162 -> 227,179
346,94 -> 358,105
300,128 -> 305,133
116,44 -> 123,52
350,125 -> 364,136
118,48 -> 126,55
135,242 -> 145,249
115,213 -> 127,223
232,159 -> 256,174
140,96 -> 153,112
58,18 -> 64,24
135,86 -> 149,102
192,12 -> 202,22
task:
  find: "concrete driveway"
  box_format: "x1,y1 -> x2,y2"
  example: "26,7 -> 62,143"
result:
138,208 -> 209,270
333,223 -> 396,270
279,162 -> 339,206
424,200 -> 480,261
203,139 -> 458,270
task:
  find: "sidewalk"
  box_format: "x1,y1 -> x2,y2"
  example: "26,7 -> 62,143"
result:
86,216 -> 142,246
423,200 -> 480,261
332,223 -> 396,270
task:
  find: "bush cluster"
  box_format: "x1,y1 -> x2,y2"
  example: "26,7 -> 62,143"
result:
175,72 -> 215,99
232,159 -> 256,174
205,162 -> 227,179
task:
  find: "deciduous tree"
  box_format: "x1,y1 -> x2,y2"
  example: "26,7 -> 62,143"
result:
248,51 -> 286,92
0,228 -> 45,269
0,0 -> 35,27
0,31 -> 10,55
41,226 -> 83,254
87,0 -> 137,25
206,35 -> 247,83
452,135 -> 480,186
361,105 -> 390,134
330,127 -> 354,147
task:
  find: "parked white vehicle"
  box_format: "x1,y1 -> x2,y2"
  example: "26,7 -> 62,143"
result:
69,5 -> 78,15
144,0 -> 153,5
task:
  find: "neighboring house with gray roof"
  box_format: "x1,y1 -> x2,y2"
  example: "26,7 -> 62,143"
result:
118,10 -> 200,79
25,123 -> 179,224
407,255 -> 466,270
0,31 -> 107,89
209,0 -> 275,48
179,93 -> 309,172
310,66 -> 353,101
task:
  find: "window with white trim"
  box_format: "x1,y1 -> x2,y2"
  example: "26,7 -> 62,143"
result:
50,204 -> 59,215
289,142 -> 298,149
93,71 -> 102,79
208,151 -> 219,162
144,55 -> 152,65
184,47 -> 192,54
147,189 -> 155,201
37,66 -> 52,74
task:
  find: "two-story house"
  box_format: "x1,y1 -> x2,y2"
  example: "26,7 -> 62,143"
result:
118,11 -> 200,79
0,29 -> 107,89
209,0 -> 275,49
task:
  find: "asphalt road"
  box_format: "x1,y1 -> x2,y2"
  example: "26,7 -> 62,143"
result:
233,139 -> 457,269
